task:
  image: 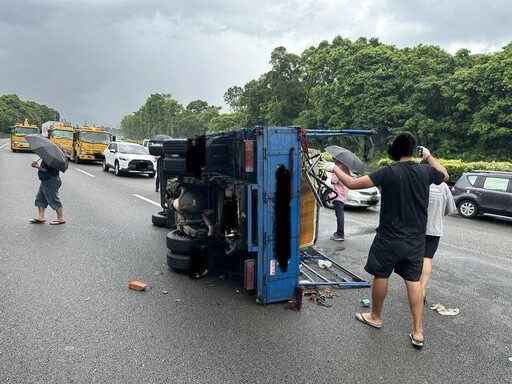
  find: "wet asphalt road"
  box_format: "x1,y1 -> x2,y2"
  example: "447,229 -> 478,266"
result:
1,138 -> 511,384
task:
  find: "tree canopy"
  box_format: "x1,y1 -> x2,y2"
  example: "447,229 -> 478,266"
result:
223,37 -> 512,161
0,94 -> 60,133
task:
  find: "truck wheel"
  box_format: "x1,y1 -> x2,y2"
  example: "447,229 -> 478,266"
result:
102,159 -> 109,171
152,211 -> 167,227
74,154 -> 80,164
166,249 -> 190,272
163,157 -> 187,176
166,229 -> 195,254
148,144 -> 164,156
163,139 -> 188,156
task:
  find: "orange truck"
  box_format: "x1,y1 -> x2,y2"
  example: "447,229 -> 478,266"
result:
48,123 -> 75,158
10,119 -> 39,152
72,126 -> 112,163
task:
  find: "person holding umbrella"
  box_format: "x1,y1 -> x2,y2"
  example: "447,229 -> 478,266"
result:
320,145 -> 367,241
26,134 -> 68,225
331,132 -> 448,349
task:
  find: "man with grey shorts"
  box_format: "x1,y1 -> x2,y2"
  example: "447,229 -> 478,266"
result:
30,159 -> 66,225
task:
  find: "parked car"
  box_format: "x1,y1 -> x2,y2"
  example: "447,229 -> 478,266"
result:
321,170 -> 381,209
451,170 -> 512,219
102,142 -> 156,177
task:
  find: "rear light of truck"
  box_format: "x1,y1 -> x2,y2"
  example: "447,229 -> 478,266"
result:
244,140 -> 254,172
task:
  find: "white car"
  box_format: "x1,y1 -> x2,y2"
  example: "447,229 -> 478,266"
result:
322,170 -> 381,209
102,142 -> 156,177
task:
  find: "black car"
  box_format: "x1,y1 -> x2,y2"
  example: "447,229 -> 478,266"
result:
452,170 -> 512,219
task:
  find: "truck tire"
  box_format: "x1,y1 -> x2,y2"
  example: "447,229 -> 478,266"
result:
74,154 -> 80,164
163,139 -> 188,156
152,211 -> 167,227
166,249 -> 190,272
163,157 -> 187,175
166,229 -> 195,254
148,144 -> 164,156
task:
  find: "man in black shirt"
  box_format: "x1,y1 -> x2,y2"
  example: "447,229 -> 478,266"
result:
30,159 -> 65,225
332,132 -> 448,348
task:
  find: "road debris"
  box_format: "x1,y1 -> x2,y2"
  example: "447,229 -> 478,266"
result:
128,281 -> 147,291
430,303 -> 459,316
284,286 -> 303,311
317,259 -> 332,269
361,299 -> 371,307
162,290 -> 168,294
84,297 -> 90,302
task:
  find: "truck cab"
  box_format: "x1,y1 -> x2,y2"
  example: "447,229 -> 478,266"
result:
11,119 -> 39,152
48,123 -> 75,159
73,126 -> 112,163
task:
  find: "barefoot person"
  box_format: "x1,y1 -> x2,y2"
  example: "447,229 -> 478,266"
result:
332,132 -> 448,348
30,159 -> 65,225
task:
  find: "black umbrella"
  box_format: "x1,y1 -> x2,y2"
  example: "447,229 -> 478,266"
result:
325,145 -> 364,173
25,134 -> 69,173
149,134 -> 172,143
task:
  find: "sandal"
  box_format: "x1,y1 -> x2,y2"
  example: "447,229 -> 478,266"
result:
49,220 -> 66,225
29,218 -> 46,224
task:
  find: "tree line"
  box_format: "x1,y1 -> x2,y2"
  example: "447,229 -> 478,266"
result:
223,37 -> 512,161
0,94 -> 59,133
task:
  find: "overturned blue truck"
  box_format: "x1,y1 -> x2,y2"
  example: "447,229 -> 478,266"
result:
149,126 -> 373,304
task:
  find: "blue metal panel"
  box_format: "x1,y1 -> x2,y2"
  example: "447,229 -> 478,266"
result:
256,126 -> 301,303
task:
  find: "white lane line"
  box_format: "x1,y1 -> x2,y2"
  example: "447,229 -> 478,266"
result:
133,194 -> 161,207
0,143 -> 9,149
76,168 -> 95,178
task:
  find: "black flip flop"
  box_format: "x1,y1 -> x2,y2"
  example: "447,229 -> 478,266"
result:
29,218 -> 46,224
409,333 -> 424,349
355,313 -> 382,329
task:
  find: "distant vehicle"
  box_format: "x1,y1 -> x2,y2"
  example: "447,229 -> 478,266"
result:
73,126 -> 112,163
321,169 -> 381,209
102,142 -> 156,177
41,121 -> 60,138
10,119 -> 39,152
48,123 -> 75,157
451,170 -> 512,219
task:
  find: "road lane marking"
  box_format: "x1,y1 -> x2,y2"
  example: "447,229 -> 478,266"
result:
133,194 -> 161,207
76,168 -> 95,178
0,143 -> 9,149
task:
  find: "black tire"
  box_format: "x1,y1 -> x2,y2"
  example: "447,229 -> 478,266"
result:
114,161 -> 123,176
163,157 -> 187,175
74,154 -> 80,164
322,189 -> 336,209
166,229 -> 196,254
148,144 -> 164,156
166,249 -> 190,272
152,211 -> 167,227
458,199 -> 478,219
163,138 -> 188,156
148,172 -> 156,178
102,159 -> 109,172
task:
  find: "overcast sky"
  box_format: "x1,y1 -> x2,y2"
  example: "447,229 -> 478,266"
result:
1,0 -> 511,127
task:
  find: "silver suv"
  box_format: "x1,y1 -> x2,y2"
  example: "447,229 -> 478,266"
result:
452,170 -> 512,219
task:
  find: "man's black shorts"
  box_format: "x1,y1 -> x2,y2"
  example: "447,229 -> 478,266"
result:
365,233 -> 425,281
424,235 -> 440,259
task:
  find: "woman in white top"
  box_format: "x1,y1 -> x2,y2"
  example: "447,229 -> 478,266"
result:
420,181 -> 457,303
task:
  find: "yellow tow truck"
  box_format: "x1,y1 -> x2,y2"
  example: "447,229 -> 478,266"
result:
48,123 -> 75,159
72,126 -> 112,163
11,119 -> 39,152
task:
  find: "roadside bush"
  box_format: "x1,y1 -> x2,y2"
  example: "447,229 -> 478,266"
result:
377,158 -> 512,182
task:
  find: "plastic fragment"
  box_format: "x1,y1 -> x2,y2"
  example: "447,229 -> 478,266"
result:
128,281 -> 147,291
